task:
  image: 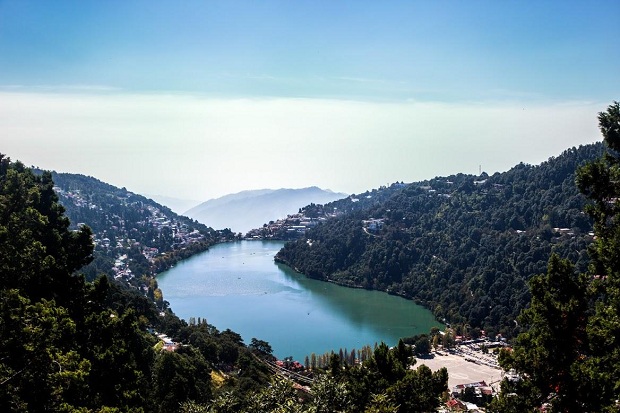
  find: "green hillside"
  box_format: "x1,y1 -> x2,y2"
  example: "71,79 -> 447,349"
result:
277,143 -> 603,337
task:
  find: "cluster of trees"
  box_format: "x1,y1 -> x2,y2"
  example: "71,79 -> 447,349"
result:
302,329 -> 446,372
277,142 -> 603,337
185,340 -> 448,413
305,345 -> 375,370
490,102 -> 620,411
402,327 -> 450,355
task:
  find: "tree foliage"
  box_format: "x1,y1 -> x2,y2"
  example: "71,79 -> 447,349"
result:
0,161 -> 93,304
493,102 -> 620,411
194,340 -> 447,413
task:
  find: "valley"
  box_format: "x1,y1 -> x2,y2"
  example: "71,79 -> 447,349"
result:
2,2 -> 617,410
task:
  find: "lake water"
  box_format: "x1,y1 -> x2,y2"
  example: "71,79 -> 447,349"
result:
157,240 -> 439,361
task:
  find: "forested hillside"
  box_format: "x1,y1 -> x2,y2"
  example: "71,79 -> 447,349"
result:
246,182 -> 410,240
277,143 -> 603,338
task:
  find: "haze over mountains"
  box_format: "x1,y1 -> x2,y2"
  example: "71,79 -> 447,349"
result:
145,194 -> 201,215
184,187 -> 347,234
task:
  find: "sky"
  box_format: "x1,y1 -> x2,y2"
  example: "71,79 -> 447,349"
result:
1,0 -> 618,201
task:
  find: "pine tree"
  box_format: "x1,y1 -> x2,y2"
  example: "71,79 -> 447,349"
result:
494,102 -> 620,411
575,101 -> 620,410
495,255 -> 589,410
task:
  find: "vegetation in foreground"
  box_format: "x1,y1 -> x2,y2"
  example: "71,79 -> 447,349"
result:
0,158 -> 271,411
490,102 -> 620,412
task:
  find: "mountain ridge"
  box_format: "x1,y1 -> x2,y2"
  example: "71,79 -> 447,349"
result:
185,186 -> 347,234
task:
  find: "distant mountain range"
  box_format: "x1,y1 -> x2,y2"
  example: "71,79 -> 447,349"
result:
184,187 -> 347,234
144,194 -> 201,215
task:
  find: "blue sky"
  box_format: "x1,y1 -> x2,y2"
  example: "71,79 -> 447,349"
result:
2,0 -> 618,101
0,1 -> 618,203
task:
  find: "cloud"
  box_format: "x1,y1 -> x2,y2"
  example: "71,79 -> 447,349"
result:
0,91 -> 604,200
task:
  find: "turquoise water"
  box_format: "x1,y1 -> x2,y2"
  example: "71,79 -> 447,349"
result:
157,240 -> 439,361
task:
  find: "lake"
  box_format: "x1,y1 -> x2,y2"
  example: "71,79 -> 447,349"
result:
157,240 -> 439,361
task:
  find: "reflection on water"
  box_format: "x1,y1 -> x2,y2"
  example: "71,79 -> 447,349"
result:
157,240 -> 439,361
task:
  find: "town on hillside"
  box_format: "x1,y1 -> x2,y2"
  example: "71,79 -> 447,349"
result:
52,180 -> 238,310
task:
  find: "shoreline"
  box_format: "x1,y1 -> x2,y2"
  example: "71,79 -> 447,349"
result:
275,255 -> 440,319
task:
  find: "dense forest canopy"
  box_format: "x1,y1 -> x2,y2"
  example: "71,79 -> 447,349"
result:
277,143 -> 603,337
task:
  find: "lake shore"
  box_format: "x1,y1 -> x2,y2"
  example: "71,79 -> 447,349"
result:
157,240 -> 438,362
